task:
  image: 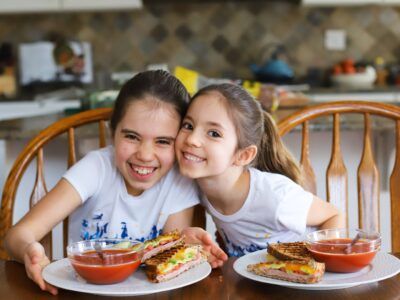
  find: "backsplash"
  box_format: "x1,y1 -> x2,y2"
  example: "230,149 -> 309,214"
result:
1,2 -> 400,83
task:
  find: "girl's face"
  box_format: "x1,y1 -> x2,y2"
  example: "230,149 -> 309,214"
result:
113,99 -> 181,196
175,92 -> 239,179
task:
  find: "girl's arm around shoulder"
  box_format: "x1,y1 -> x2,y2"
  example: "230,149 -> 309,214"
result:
306,196 -> 346,229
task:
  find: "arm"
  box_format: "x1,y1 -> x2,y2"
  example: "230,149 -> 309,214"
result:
163,208 -> 228,268
4,178 -> 82,294
306,195 -> 346,229
163,206 -> 194,233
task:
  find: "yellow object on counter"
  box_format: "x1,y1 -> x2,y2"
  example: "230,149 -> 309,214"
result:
174,66 -> 199,95
242,80 -> 261,98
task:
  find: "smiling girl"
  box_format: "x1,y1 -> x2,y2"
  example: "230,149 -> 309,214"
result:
175,83 -> 345,257
5,70 -> 226,294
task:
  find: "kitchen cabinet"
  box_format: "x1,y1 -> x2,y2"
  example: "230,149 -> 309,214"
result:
61,0 -> 142,11
302,0 -> 400,5
0,0 -> 58,13
0,0 -> 142,14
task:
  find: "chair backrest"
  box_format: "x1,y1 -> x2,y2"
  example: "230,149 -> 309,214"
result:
277,101 -> 400,252
0,108 -> 112,260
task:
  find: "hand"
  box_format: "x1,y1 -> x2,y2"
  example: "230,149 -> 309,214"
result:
23,242 -> 58,295
182,227 -> 228,268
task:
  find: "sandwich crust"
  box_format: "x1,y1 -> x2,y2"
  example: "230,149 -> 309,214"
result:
145,244 -> 206,283
247,241 -> 325,284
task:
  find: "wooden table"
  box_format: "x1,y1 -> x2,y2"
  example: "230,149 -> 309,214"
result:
1,255 -> 400,300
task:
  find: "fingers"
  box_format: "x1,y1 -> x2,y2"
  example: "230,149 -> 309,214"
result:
44,282 -> 58,295
23,242 -> 57,294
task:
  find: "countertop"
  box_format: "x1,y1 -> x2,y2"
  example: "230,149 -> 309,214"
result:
2,86 -> 400,140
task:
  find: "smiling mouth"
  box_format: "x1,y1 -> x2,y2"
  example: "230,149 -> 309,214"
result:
183,152 -> 205,163
129,164 -> 157,175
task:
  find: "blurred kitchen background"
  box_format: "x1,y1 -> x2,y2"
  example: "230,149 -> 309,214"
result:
2,0 -> 400,101
2,0 -> 400,255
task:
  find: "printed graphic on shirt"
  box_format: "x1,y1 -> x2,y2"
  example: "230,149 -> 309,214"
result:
80,213 -> 162,243
221,229 -> 266,257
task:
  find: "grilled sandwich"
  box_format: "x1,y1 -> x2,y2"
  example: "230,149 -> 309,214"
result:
247,242 -> 325,284
132,230 -> 184,262
144,244 -> 207,283
267,242 -> 313,262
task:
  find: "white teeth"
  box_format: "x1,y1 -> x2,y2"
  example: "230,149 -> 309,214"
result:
133,167 -> 154,175
184,153 -> 203,162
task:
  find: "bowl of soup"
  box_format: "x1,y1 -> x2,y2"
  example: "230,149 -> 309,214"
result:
305,229 -> 381,273
67,239 -> 143,284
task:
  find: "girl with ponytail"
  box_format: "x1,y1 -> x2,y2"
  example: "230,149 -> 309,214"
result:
175,83 -> 345,257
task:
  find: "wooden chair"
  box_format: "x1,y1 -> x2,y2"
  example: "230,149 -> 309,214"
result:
0,108 -> 205,260
277,101 -> 400,252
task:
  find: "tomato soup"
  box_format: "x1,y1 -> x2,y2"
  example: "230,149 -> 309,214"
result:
70,249 -> 141,284
308,238 -> 378,273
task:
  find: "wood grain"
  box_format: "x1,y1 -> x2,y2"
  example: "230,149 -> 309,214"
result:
278,101 -> 400,252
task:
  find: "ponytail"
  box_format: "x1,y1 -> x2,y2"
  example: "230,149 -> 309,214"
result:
255,112 -> 303,185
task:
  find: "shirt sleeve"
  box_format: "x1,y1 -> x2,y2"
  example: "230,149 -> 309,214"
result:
275,178 -> 314,235
62,150 -> 104,203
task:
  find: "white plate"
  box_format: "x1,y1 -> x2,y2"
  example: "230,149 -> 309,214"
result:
233,250 -> 400,290
43,258 -> 211,296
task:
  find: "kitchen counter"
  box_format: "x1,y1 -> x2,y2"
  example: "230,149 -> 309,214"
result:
0,99 -> 80,121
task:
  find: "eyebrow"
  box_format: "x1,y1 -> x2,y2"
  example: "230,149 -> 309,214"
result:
120,128 -> 176,141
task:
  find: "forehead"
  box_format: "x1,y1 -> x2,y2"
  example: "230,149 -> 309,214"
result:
118,99 -> 181,133
190,92 -> 232,120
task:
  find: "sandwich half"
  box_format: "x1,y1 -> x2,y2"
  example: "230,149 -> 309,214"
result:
133,230 -> 184,262
247,258 -> 325,284
267,242 -> 313,262
144,244 -> 207,283
247,241 -> 325,284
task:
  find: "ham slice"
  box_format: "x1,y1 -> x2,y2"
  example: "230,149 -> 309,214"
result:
142,237 -> 184,262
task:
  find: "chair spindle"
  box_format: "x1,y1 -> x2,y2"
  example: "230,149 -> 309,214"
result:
300,121 -> 317,194
357,113 -> 380,232
326,113 -> 348,227
390,120 -> 400,251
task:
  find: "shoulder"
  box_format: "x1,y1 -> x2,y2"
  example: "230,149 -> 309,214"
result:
250,167 -> 307,198
163,164 -> 195,186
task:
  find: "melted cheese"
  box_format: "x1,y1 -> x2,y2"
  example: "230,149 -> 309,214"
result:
157,247 -> 198,274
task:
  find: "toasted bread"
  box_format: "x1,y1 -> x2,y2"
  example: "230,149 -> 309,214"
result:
145,244 -> 206,283
137,230 -> 184,262
247,259 -> 325,284
267,242 -> 312,262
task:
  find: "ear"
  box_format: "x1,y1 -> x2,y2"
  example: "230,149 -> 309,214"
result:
233,145 -> 258,166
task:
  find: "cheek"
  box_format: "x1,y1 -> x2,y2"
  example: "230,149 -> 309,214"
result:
159,147 -> 176,167
114,142 -> 132,163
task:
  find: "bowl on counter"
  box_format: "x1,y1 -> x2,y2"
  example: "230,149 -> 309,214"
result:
67,239 -> 143,284
305,229 -> 381,273
330,66 -> 377,89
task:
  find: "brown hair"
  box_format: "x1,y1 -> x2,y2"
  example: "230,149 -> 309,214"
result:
110,70 -> 190,135
191,83 -> 302,184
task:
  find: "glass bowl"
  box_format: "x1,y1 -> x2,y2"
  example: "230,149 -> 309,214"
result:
67,239 -> 143,284
305,228 -> 381,273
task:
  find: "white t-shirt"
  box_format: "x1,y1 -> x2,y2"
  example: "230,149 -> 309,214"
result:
64,146 -> 200,243
202,167 -> 314,257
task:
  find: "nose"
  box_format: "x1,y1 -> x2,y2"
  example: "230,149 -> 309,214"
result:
136,141 -> 155,161
184,129 -> 202,148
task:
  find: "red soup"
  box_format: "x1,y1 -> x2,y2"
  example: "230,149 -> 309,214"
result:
307,238 -> 378,273
70,249 -> 141,284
